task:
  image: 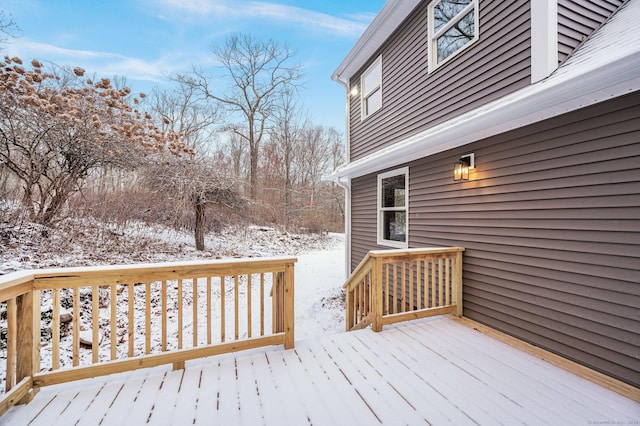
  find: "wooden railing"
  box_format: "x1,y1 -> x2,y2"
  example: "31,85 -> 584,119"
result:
0,257 -> 296,415
344,247 -> 464,332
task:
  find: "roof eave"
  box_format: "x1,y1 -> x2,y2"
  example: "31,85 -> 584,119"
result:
331,0 -> 421,85
326,49 -> 640,181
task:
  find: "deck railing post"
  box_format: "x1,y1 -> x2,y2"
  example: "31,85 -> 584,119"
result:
6,298 -> 17,393
283,262 -> 295,349
16,289 -> 40,404
371,256 -> 383,332
345,285 -> 354,331
453,250 -> 463,317
272,272 -> 284,333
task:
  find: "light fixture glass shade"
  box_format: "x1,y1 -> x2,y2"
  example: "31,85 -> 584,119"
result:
453,158 -> 470,181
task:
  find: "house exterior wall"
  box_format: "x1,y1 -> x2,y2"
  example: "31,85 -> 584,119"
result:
350,92 -> 640,387
347,0 -> 626,163
348,0 -> 531,162
558,0 -> 625,64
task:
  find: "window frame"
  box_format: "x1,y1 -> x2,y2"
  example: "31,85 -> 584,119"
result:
360,55 -> 383,120
377,167 -> 409,249
428,0 -> 479,73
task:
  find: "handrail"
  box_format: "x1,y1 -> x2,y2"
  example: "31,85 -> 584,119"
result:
0,256 -> 296,416
344,247 -> 464,332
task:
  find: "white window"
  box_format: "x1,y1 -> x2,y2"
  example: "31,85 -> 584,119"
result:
377,167 -> 408,248
361,56 -> 382,119
428,0 -> 479,72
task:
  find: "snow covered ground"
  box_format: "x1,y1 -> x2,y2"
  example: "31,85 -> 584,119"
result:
294,241 -> 346,340
0,214 -> 347,379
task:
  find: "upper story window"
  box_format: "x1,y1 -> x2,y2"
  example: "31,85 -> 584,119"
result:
361,56 -> 382,119
428,0 -> 479,72
378,167 -> 408,248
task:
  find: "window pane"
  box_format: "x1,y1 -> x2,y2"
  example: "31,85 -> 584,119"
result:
434,0 -> 472,32
382,175 -> 405,208
362,60 -> 381,95
437,10 -> 475,62
365,87 -> 382,116
383,211 -> 406,242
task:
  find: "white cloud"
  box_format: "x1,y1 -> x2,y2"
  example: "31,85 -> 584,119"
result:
245,2 -> 369,37
7,40 -> 116,59
147,0 -> 372,38
152,0 -> 229,15
5,39 -> 192,84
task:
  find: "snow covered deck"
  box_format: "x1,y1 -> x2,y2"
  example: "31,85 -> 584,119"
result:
3,315 -> 638,425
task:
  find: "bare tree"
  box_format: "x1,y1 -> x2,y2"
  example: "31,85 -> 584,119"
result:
143,156 -> 243,251
177,33 -> 303,199
267,87 -> 307,228
0,57 -> 189,225
433,0 -> 475,59
294,125 -> 344,231
0,10 -> 19,47
224,133 -> 248,193
149,81 -> 219,155
296,126 -> 334,190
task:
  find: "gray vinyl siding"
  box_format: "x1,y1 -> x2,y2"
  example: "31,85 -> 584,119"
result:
349,92 -> 640,387
349,0 -> 531,162
351,174 -> 379,263
558,0 -> 625,64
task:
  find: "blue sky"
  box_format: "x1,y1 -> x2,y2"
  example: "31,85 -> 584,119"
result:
2,0 -> 385,133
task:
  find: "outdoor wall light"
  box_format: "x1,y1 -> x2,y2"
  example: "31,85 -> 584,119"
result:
453,153 -> 475,181
350,85 -> 359,97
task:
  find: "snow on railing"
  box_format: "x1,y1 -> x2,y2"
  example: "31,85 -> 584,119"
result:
0,257 -> 296,415
343,247 -> 464,332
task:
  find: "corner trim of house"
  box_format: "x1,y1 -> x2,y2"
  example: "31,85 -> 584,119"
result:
452,316 -> 640,403
531,0 -> 558,83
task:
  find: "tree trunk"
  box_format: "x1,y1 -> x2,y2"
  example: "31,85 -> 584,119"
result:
248,115 -> 259,200
194,201 -> 206,251
249,144 -> 258,200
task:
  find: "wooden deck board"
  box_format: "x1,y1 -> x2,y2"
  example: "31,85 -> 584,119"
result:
421,322 -> 568,423
144,370 -> 183,425
326,334 -> 430,425
190,363 -> 220,425
37,376 -> 107,426
106,370 -> 165,426
279,348 -> 331,424
261,350 -> 314,424
433,320 -> 616,420
372,324 -> 510,424
72,380 -> 124,426
349,332 -> 468,425
292,345 -> 362,425
235,352 -> 271,425
437,319 -> 637,419
171,368 -> 202,425
305,339 -> 381,424
398,319 -> 558,424
3,316 -> 638,425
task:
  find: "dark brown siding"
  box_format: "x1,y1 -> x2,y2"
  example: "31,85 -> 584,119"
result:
349,0 -> 531,162
351,173 -> 378,265
350,92 -> 640,387
558,0 -> 624,64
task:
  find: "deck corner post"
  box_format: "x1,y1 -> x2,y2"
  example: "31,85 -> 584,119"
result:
453,250 -> 463,317
371,257 -> 383,332
16,289 -> 40,404
283,262 -> 295,349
